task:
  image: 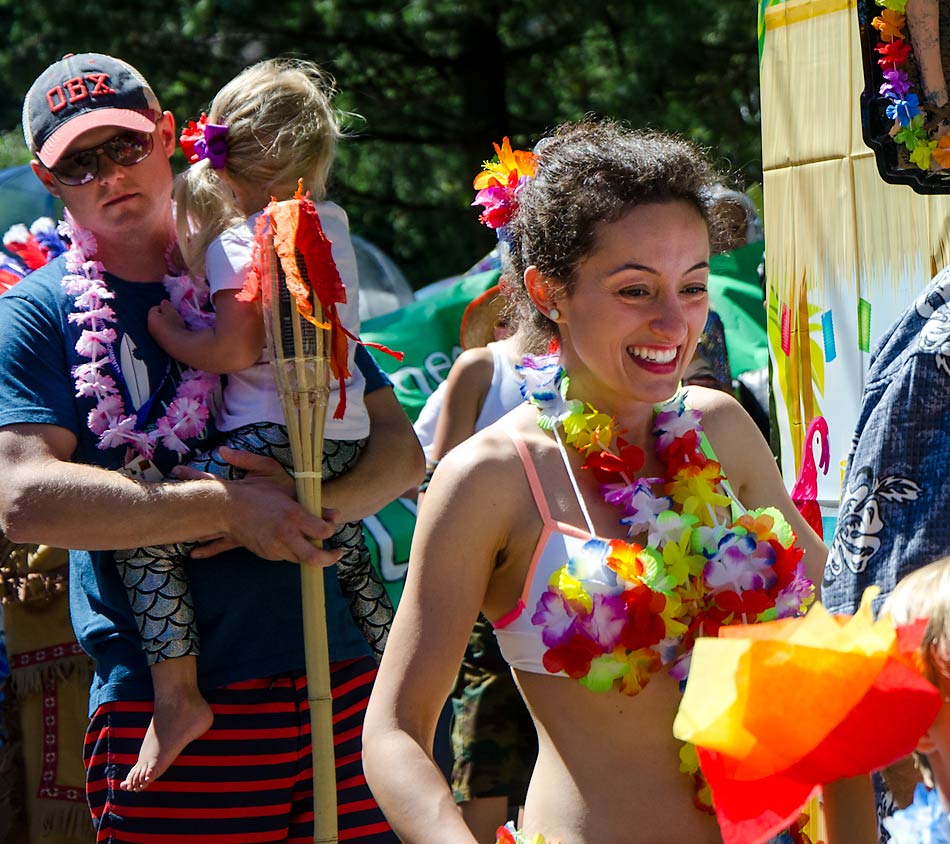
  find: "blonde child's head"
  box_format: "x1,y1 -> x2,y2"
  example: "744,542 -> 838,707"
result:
884,557 -> 950,793
175,58 -> 344,273
884,557 -> 950,685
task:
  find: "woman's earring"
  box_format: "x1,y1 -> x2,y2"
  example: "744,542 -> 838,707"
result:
548,308 -> 561,320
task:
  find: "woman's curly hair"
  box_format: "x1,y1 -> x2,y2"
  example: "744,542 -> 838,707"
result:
503,120 -> 722,349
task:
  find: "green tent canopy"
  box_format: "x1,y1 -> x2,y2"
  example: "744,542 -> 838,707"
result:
708,240 -> 767,379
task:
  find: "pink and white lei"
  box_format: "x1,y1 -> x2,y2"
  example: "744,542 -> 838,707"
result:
60,211 -> 219,459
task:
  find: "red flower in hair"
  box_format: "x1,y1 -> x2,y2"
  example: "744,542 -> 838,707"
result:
179,113 -> 209,164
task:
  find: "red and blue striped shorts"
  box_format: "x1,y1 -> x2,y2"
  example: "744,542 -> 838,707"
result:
83,657 -> 396,843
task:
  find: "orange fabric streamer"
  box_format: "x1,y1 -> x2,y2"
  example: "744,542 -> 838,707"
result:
672,589 -> 941,844
236,213 -> 269,304
269,200 -> 333,330
237,191 -> 404,418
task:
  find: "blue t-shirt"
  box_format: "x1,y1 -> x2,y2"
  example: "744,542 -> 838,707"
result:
824,268 -> 950,614
0,256 -> 379,713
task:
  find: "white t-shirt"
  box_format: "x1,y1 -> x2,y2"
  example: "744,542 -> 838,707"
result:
204,201 -> 369,439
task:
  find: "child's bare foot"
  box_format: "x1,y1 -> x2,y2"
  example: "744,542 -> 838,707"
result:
120,685 -> 213,791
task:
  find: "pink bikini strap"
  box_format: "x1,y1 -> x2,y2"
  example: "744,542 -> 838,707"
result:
504,428 -> 553,525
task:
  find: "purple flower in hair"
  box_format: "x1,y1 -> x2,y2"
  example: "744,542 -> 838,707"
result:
195,123 -> 229,170
180,114 -> 229,169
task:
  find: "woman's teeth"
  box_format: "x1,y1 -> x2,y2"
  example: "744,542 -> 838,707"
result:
628,346 -> 677,363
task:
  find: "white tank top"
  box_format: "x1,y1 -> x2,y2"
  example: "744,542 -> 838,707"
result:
473,342 -> 524,432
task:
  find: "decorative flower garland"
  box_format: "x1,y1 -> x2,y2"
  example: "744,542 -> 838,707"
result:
872,0 -> 950,170
2,217 -> 67,294
520,354 -> 815,813
495,821 -> 558,844
60,210 -> 219,459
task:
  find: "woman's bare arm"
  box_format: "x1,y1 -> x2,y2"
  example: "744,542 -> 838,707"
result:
823,775 -> 879,844
363,432 -> 519,843
430,346 -> 495,460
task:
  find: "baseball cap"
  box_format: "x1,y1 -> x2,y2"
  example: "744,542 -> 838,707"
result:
23,53 -> 161,168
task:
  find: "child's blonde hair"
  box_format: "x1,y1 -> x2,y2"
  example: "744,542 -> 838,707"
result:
883,556 -> 950,684
174,57 -> 343,274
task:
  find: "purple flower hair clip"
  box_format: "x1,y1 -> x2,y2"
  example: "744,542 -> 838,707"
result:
179,113 -> 229,170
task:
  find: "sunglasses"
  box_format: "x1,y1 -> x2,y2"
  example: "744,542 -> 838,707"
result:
49,131 -> 155,186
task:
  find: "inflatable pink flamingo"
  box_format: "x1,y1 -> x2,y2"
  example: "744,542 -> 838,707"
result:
790,416 -> 830,539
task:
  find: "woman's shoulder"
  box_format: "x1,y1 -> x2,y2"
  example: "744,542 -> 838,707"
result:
681,384 -> 746,428
446,345 -> 496,384
437,405 -> 540,479
682,385 -> 775,488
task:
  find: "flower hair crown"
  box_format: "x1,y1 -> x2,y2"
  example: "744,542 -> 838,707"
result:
471,137 -> 537,231
179,113 -> 229,170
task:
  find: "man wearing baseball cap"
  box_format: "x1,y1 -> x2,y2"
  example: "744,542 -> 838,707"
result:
0,53 -> 417,842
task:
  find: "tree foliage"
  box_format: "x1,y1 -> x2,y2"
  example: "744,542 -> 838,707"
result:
0,0 -> 760,286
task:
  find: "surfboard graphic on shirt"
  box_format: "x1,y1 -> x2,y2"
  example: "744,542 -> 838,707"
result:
118,333 -> 150,413
115,332 -> 164,481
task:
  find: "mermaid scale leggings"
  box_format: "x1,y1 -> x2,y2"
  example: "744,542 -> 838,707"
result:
113,421 -> 394,665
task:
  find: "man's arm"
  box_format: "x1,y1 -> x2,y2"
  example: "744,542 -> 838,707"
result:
0,422 -> 340,565
322,385 -> 425,524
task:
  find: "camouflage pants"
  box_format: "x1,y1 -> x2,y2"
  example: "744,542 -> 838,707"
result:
450,614 -> 537,804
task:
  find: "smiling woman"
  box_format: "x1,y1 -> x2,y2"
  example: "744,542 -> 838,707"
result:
362,121 -> 837,844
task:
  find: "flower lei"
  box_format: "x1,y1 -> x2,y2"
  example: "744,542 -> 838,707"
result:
872,0 -> 950,170
2,217 -> 67,294
521,354 -> 815,812
495,822 -> 559,844
884,784 -> 950,844
60,210 -> 219,460
471,137 -> 537,232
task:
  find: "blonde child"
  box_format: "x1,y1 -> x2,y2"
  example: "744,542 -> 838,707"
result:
882,557 -> 950,837
115,58 -> 392,791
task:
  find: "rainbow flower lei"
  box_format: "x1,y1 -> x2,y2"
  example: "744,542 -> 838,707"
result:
522,354 -> 815,699
872,0 -> 950,170
60,211 -> 219,460
521,356 -> 814,814
495,822 -> 559,844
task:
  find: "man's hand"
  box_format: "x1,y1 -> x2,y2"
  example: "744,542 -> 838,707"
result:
173,447 -> 341,564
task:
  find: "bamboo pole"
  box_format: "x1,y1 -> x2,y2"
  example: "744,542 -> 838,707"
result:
260,201 -> 337,844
